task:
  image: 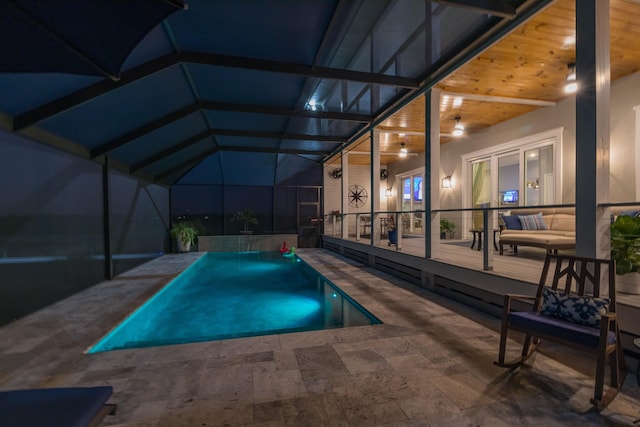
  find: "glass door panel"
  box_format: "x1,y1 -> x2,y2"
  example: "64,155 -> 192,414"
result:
399,175 -> 424,235
401,177 -> 411,234
401,178 -> 411,211
471,159 -> 491,229
498,153 -> 520,208
412,175 -> 423,233
524,146 -> 553,206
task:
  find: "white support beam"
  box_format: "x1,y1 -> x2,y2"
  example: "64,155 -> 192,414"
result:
371,130 -> 381,246
341,152 -> 349,240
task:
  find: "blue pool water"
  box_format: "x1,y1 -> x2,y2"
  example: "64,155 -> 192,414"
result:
89,251 -> 381,352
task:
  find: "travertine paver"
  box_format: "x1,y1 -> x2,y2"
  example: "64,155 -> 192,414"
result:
0,249 -> 639,426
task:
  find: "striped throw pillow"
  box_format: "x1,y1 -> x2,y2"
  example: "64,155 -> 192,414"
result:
518,212 -> 547,230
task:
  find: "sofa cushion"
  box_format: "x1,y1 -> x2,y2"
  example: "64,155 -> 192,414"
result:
540,288 -> 610,327
508,311 -> 616,348
499,233 -> 575,248
502,215 -> 522,230
550,214 -> 575,232
499,234 -> 575,244
518,213 -> 548,230
501,230 -> 574,237
0,386 -> 113,427
555,207 -> 574,215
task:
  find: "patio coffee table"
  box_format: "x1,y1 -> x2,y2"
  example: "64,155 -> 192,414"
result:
469,228 -> 499,251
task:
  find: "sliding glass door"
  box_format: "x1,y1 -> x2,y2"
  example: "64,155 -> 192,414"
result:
399,172 -> 423,235
462,128 -> 562,233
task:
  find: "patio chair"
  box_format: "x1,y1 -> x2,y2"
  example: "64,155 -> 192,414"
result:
360,215 -> 371,236
0,386 -> 116,427
494,253 -> 626,409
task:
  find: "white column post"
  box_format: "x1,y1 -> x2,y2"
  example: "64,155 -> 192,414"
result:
341,152 -> 349,239
372,129 -> 381,246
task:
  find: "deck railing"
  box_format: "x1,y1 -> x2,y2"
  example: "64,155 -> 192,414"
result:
322,202 -> 640,295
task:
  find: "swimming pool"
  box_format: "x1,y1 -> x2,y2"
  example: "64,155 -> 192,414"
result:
89,251 -> 380,352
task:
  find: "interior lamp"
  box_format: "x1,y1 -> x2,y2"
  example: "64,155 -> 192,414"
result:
442,176 -> 453,188
452,115 -> 464,137
385,188 -> 393,197
399,142 -> 408,158
564,62 -> 578,93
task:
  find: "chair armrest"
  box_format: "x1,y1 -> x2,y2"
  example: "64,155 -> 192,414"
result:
503,293 -> 537,308
600,312 -> 618,332
500,294 -> 537,321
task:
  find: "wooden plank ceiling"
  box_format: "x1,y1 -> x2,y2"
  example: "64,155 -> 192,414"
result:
334,0 -> 640,166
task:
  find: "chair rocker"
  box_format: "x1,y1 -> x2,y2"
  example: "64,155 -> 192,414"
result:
494,253 -> 626,409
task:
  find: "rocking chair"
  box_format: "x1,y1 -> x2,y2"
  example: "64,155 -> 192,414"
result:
494,253 -> 626,409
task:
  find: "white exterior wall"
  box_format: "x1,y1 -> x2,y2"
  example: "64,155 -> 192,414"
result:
610,71 -> 640,201
323,166 -> 342,214
323,163 -> 389,235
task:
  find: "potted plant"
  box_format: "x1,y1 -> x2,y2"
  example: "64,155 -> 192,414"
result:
170,221 -> 198,253
232,208 -> 258,234
440,218 -> 456,239
610,215 -> 640,294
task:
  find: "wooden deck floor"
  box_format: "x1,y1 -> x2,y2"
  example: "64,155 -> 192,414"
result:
342,234 -> 640,310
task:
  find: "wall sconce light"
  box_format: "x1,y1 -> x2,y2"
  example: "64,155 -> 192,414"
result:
399,142 -> 408,158
442,176 -> 453,188
385,188 -> 393,197
452,115 -> 464,137
564,62 -> 577,93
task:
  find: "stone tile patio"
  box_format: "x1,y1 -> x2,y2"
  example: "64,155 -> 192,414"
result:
1,249 -> 639,426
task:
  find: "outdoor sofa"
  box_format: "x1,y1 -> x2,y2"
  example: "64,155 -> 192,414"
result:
498,207 -> 575,255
